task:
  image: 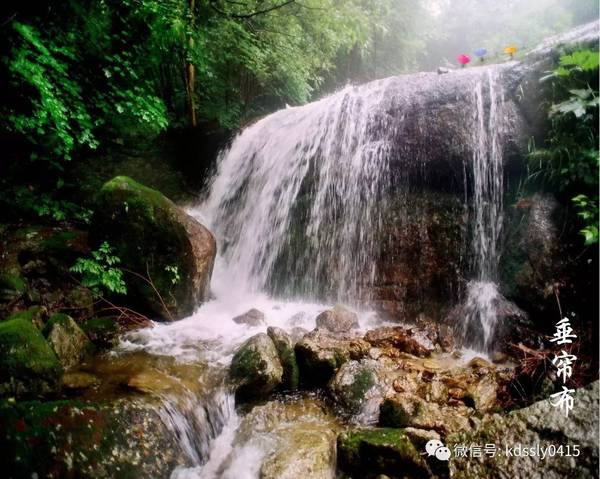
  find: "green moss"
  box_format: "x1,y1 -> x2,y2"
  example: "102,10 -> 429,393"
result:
347,368 -> 375,409
279,347 -> 300,390
4,306 -> 48,330
93,176 -> 196,319
0,317 -> 62,396
337,427 -> 429,477
230,347 -> 264,379
0,398 -> 181,478
379,397 -> 410,427
42,313 -> 72,337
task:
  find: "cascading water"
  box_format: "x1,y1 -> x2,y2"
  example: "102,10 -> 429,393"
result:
458,70 -> 508,353
121,63 -> 516,478
200,80 -> 395,303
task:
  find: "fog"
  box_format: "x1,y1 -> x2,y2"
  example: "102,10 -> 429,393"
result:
419,0 -> 599,70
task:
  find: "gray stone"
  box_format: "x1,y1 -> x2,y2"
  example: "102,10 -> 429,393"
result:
449,381 -> 600,479
45,314 -> 93,370
315,305 -> 359,333
232,308 -> 265,326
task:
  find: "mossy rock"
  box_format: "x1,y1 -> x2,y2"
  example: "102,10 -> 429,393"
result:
43,314 -> 94,370
0,317 -> 62,397
267,326 -> 299,390
3,306 -> 48,330
329,360 -> 379,415
91,176 -> 216,320
0,398 -> 189,478
379,397 -> 411,428
230,333 -> 283,402
337,427 -> 430,478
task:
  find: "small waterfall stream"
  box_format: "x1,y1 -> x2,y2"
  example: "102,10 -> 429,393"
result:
121,64 -> 516,478
459,70 -> 508,352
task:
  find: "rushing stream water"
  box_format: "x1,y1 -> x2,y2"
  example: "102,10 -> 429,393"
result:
116,63 -> 514,477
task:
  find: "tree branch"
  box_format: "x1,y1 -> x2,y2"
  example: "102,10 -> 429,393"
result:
210,0 -> 296,19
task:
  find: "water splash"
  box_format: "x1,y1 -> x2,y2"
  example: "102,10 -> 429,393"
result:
460,70 -> 508,352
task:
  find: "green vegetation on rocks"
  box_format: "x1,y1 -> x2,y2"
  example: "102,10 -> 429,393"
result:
230,333 -> 283,402
0,316 -> 62,397
337,428 -> 430,478
91,176 -> 216,320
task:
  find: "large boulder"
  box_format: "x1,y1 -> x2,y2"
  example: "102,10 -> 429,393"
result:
0,315 -> 62,397
449,381 -> 600,478
0,398 -> 190,478
229,333 -> 283,401
315,305 -> 359,333
43,313 -> 94,370
337,428 -> 431,478
295,329 -> 370,386
91,176 -> 216,320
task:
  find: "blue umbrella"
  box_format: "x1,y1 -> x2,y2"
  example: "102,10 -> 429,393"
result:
474,48 -> 487,62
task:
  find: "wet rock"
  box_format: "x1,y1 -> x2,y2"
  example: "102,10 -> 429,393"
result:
337,428 -> 431,478
126,368 -> 184,395
364,325 -> 435,356
315,305 -> 359,333
231,398 -> 340,479
329,359 -> 387,421
0,316 -> 62,397
61,371 -> 100,390
232,308 -> 265,326
446,288 -> 532,352
295,329 -> 370,386
449,381 -> 600,478
379,394 -> 472,437
267,326 -> 299,390
0,398 -> 189,478
44,313 -> 93,370
289,326 -> 309,343
230,333 -> 283,401
91,176 -> 216,320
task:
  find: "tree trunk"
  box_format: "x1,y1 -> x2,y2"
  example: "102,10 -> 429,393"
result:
185,0 -> 197,127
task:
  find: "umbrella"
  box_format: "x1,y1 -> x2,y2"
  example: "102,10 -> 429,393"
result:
457,54 -> 471,67
504,46 -> 517,59
474,48 -> 487,62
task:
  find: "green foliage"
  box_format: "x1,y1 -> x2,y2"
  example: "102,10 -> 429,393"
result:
554,49 -> 600,76
4,186 -> 92,223
70,242 -> 127,296
572,194 -> 599,245
6,22 -> 97,164
164,265 -> 181,285
529,48 -> 599,246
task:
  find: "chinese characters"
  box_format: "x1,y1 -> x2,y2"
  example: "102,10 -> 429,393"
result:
549,316 -> 577,417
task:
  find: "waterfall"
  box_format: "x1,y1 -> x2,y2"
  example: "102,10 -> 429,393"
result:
201,80 -> 395,303
459,70 -> 508,352
198,67 -> 511,349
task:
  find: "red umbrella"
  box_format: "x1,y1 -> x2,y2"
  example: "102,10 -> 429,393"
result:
457,54 -> 471,67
